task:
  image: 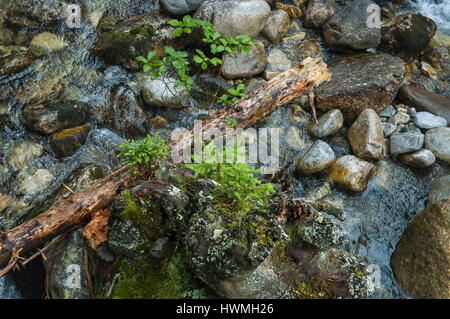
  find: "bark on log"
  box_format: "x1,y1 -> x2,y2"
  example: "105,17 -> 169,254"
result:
0,57 -> 330,269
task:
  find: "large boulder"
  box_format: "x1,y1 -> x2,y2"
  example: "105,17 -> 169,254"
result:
391,198 -> 450,299
322,0 -> 381,51
315,53 -> 405,121
380,13 -> 437,59
22,102 -> 90,135
348,109 -> 384,160
194,0 -> 271,38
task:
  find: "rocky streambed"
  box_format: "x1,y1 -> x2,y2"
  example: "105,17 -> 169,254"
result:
0,0 -> 449,299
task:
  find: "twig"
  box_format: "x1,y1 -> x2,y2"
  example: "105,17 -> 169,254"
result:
62,183 -> 75,195
308,90 -> 318,123
0,248 -> 24,278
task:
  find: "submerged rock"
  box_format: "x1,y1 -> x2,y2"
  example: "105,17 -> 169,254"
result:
397,84 -> 450,124
220,41 -> 267,79
380,13 -> 437,59
328,155 -> 376,192
194,0 -> 271,38
0,193 -> 13,213
51,123 -> 91,158
428,175 -> 450,205
30,32 -> 68,57
308,109 -> 343,138
16,167 -> 53,196
315,53 -> 405,122
397,149 -> 436,168
0,45 -> 34,76
296,140 -> 336,175
304,0 -> 335,29
322,0 -> 381,51
140,74 -> 189,108
348,109 -> 384,160
262,10 -> 290,43
391,198 -> 450,299
22,102 -> 90,135
424,127 -> 450,164
7,140 -> 44,171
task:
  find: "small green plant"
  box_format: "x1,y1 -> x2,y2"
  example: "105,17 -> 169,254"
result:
118,133 -> 169,172
137,15 -> 254,95
186,141 -> 275,219
218,83 -> 248,106
224,115 -> 238,128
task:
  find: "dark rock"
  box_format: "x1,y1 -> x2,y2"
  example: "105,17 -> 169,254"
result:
380,13 -> 437,59
322,0 -> 381,51
397,84 -> 450,124
0,45 -> 34,76
51,123 -> 91,158
161,0 -> 207,15
22,102 -> 90,135
315,53 -> 405,121
305,0 -> 335,29
391,198 -> 450,299
191,73 -> 232,107
194,0 -> 271,38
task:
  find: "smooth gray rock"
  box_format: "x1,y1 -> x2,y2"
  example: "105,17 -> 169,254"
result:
397,149 -> 436,168
296,140 -> 336,175
378,105 -> 396,118
413,112 -> 447,130
424,127 -> 450,164
220,41 -> 267,79
266,48 -> 292,72
161,0 -> 207,15
194,0 -> 271,38
382,122 -> 396,137
429,175 -> 450,205
140,74 -> 189,108
322,0 -> 381,51
390,132 -> 424,156
262,10 -> 290,43
309,109 -> 344,138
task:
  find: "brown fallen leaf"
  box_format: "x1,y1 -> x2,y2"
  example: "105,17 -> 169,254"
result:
83,208 -> 109,250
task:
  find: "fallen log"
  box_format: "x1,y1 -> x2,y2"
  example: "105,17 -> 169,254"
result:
0,57 -> 330,270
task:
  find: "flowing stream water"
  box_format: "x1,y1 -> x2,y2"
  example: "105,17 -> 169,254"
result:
0,0 -> 449,299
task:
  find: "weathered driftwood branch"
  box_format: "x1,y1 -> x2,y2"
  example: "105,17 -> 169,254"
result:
0,57 -> 330,270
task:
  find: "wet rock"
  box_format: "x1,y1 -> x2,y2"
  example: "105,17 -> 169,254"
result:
428,175 -> 450,205
299,39 -> 322,58
0,193 -> 13,213
220,41 -> 267,79
185,206 -> 281,295
328,155 -> 376,192
6,0 -> 71,30
93,11 -> 175,71
299,215 -> 349,250
296,140 -> 336,175
266,48 -> 292,72
194,0 -> 271,38
140,74 -> 189,108
0,45 -> 34,76
380,13 -> 437,59
382,122 -> 396,137
30,32 -> 68,57
348,109 -> 384,160
7,141 -> 44,171
412,112 -> 447,130
322,0 -> 381,51
315,53 -> 405,122
388,111 -> 410,126
424,127 -> 450,164
398,84 -> 450,124
391,198 -> 450,299
283,32 -> 307,45
262,10 -> 290,43
44,230 -> 91,299
17,72 -> 65,104
305,0 -> 335,29
308,109 -> 343,138
16,167 -> 53,196
161,0 -> 207,15
378,105 -> 396,118
191,73 -> 232,107
390,132 -> 424,157
51,123 -> 91,158
22,102 -> 90,135
149,237 -> 171,259
397,149 -> 436,168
